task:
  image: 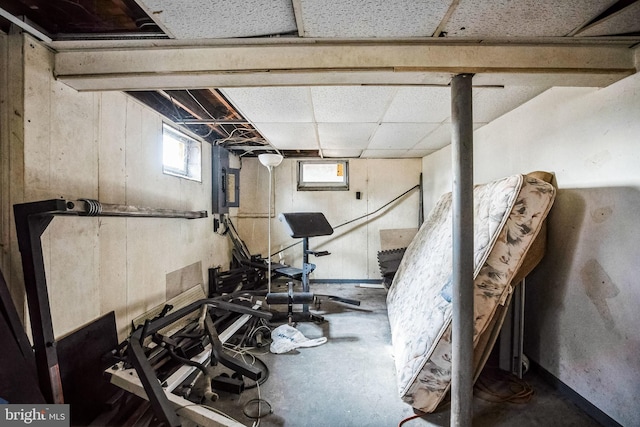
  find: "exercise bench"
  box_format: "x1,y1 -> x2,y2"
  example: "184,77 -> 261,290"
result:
267,212 -> 359,323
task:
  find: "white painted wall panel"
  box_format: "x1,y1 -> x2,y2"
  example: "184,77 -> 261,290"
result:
98,217 -> 127,330
22,38 -> 52,195
47,217 -> 101,337
8,35 -> 228,340
238,158 -> 420,280
49,86 -> 98,199
98,92 -> 127,203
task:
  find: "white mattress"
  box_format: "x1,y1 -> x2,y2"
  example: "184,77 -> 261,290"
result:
386,174 -> 556,412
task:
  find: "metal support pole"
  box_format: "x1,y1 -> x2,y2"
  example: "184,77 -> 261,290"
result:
451,73 -> 474,427
302,237 -> 310,313
267,166 -> 274,294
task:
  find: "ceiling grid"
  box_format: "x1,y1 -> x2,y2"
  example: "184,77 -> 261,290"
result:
4,0 -> 637,158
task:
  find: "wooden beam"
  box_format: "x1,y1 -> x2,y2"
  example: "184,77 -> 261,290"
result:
53,40 -> 637,91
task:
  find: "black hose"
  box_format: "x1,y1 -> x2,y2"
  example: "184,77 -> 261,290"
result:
166,346 -> 209,377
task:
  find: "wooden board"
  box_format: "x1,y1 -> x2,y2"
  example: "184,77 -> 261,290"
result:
379,228 -> 418,251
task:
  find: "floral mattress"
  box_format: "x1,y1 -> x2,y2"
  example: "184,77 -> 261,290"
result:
386,173 -> 556,413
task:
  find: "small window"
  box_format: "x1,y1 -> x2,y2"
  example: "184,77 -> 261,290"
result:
297,160 -> 349,191
162,124 -> 201,182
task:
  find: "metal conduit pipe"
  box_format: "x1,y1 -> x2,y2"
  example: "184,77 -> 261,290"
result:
450,73 -> 475,427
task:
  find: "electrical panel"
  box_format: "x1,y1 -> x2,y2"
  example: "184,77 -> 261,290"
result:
212,145 -> 240,215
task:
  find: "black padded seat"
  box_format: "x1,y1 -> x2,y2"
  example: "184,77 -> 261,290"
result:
278,212 -> 333,238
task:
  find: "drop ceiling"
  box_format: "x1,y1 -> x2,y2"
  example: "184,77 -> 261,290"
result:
2,0 -> 639,159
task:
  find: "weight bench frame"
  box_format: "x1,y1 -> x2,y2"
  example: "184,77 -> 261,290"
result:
268,212 -> 359,323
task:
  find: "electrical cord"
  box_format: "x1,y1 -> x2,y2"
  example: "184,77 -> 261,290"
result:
222,342 -> 274,424
397,403 -> 447,426
243,398 -> 272,420
223,344 -> 271,389
245,376 -> 272,426
474,366 -> 534,404
175,403 -> 244,425
269,184 -> 420,258
397,368 -> 534,426
333,184 -> 420,230
398,413 -> 425,427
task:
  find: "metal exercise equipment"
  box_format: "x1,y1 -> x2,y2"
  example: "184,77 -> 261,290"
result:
126,298 -> 271,427
267,212 -> 359,323
13,198 -> 207,404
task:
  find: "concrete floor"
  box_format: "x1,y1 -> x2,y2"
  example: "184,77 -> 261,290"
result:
207,283 -> 602,427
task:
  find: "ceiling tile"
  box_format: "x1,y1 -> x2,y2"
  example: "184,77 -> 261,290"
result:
221,87 -> 314,123
298,0 -> 451,37
412,124 -> 451,151
317,123 -> 378,149
576,2 -> 640,37
414,123 -> 486,150
382,87 -> 451,123
136,0 -> 297,39
443,0 -> 617,37
253,123 -> 318,150
322,149 -> 363,158
311,86 -> 397,122
472,86 -> 550,123
368,123 -> 440,149
413,123 -> 486,151
361,149 -> 410,158
406,149 -> 438,158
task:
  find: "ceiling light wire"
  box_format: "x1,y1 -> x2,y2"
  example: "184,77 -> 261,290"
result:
186,89 -> 215,120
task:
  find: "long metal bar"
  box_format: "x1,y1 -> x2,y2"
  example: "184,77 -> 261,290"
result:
65,199 -> 207,219
450,73 -> 474,427
128,337 -> 181,427
515,279 -> 526,378
418,173 -> 424,227
14,200 -> 68,404
0,7 -> 52,43
178,119 -> 249,125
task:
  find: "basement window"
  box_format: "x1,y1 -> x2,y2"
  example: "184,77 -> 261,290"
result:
162,124 -> 202,182
297,160 -> 349,191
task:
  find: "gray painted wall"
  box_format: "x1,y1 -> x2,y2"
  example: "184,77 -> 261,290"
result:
422,72 -> 640,426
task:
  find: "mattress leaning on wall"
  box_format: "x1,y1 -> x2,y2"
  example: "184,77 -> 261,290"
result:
386,173 -> 556,413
